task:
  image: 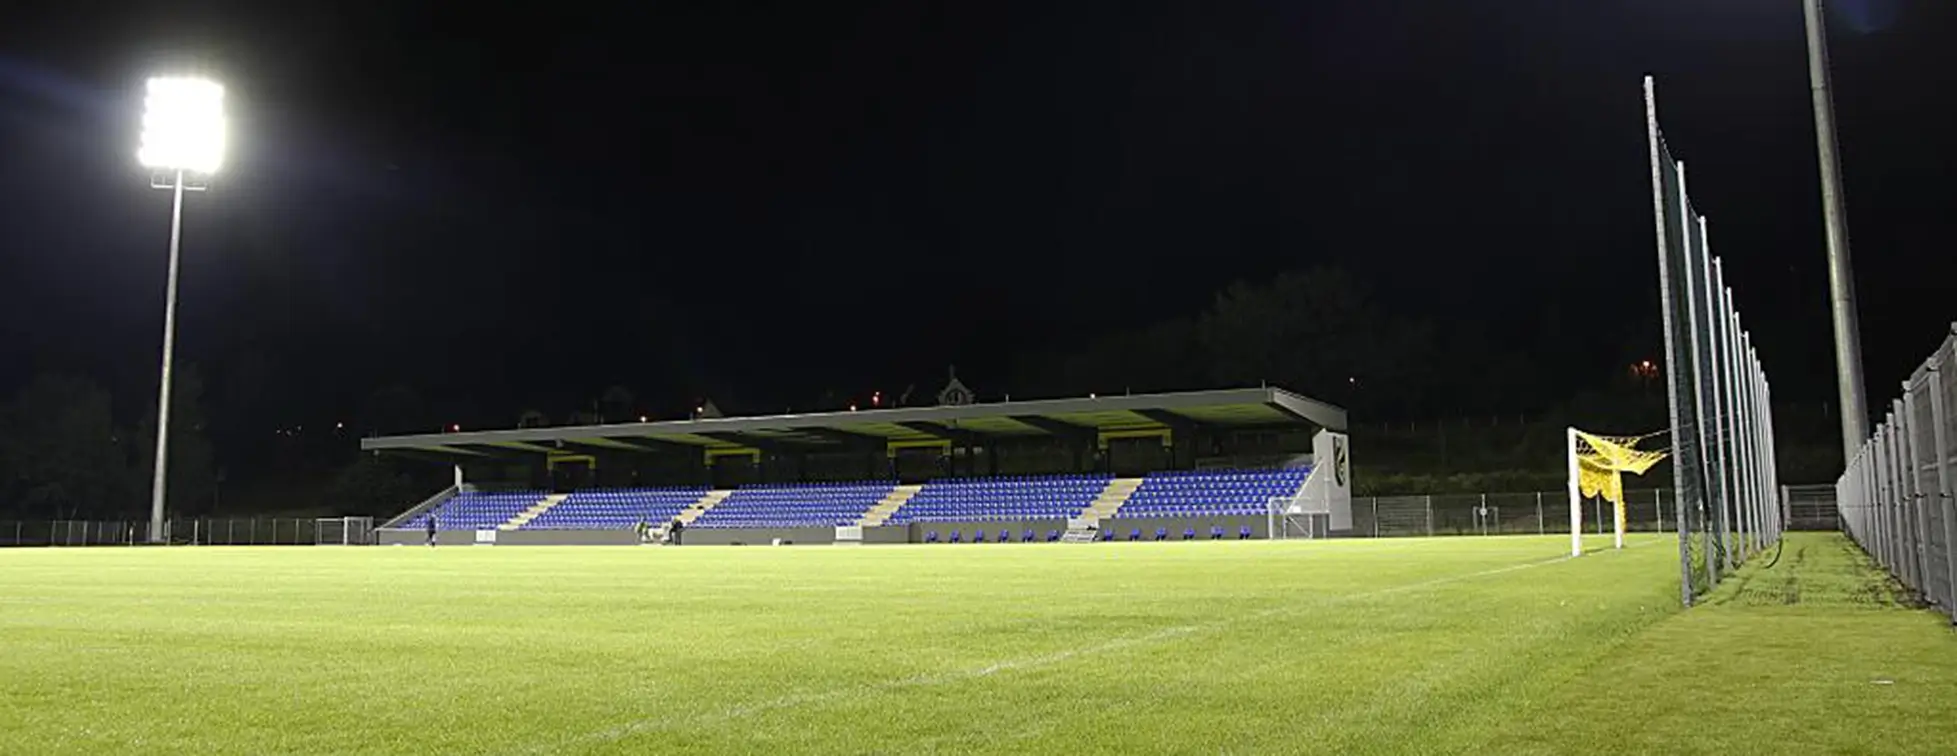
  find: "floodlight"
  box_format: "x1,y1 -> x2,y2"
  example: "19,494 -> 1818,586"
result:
139,74 -> 229,544
138,77 -> 226,174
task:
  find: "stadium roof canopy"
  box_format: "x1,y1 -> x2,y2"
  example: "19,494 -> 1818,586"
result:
360,387 -> 1344,459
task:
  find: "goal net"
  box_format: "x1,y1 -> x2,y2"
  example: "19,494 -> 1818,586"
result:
1567,428 -> 1667,556
1267,497 -> 1328,540
315,517 -> 375,546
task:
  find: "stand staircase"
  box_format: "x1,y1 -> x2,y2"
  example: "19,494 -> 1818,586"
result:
676,490 -> 732,526
500,493 -> 567,531
858,484 -> 923,527
1063,478 -> 1143,542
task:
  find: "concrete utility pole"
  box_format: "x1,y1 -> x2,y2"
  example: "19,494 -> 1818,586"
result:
1802,0 -> 1870,462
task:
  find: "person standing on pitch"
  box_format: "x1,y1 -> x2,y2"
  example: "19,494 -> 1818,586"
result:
425,512 -> 438,548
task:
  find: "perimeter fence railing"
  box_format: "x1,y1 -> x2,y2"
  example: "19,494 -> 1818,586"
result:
1350,490 -> 1678,538
0,518 -> 339,547
1837,324 -> 1957,622
1784,484 -> 1840,531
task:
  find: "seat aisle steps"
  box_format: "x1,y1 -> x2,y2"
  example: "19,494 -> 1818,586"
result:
676,490 -> 732,526
500,494 -> 566,531
858,485 -> 923,527
1059,478 -> 1142,542
1082,478 -> 1143,520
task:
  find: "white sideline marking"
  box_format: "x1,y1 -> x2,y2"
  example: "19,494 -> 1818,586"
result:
524,544 -> 1644,754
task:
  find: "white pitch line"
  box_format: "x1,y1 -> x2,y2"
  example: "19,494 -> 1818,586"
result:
526,544 -> 1647,754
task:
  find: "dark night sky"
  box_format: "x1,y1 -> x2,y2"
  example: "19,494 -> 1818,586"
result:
0,0 -> 1951,434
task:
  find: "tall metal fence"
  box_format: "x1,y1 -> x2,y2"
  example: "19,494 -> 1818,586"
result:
0,518 -> 336,547
1784,484 -> 1840,531
1645,78 -> 1784,608
1349,490 -> 1676,538
1836,324 -> 1957,622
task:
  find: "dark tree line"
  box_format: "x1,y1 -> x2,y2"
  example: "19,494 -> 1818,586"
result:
1011,266 -> 1552,420
0,370 -> 215,520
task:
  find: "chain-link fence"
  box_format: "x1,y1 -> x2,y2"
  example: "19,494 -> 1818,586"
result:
1784,484 -> 1840,531
1347,490 -> 1677,538
0,518 -> 337,547
1837,324 -> 1957,622
1644,79 -> 1785,608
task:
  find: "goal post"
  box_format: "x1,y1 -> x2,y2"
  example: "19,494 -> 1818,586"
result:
1267,497 -> 1325,540
1568,428 -> 1668,557
314,517 -> 375,546
1568,428 -> 1584,557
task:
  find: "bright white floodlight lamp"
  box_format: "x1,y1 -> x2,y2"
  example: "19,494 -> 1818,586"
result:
138,77 -> 226,174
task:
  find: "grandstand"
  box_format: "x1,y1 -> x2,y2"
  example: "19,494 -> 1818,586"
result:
885,474 -> 1109,525
525,487 -> 707,530
363,387 -> 1350,545
694,481 -> 894,529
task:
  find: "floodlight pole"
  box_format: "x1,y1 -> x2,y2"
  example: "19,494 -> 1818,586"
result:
148,169 -> 186,544
1802,0 -> 1870,462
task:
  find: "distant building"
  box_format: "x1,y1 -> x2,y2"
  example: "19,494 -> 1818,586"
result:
937,366 -> 973,406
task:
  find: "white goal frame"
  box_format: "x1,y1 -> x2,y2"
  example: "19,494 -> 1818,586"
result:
315,516 -> 375,546
1567,428 -> 1627,557
1267,497 -> 1325,540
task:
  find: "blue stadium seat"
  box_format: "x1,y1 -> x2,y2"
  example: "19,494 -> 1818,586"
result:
883,473 -> 1113,526
692,481 -> 896,530
1100,529 -> 1115,542
1239,525 -> 1253,539
408,491 -> 549,531
950,530 -> 963,543
1183,527 -> 1196,540
1113,467 -> 1310,521
1045,529 -> 1060,543
972,530 -> 986,543
926,530 -> 939,543
1128,529 -> 1142,542
1022,529 -> 1036,543
999,528 -> 1012,543
1154,527 -> 1168,541
522,487 -> 708,530
1210,525 -> 1225,540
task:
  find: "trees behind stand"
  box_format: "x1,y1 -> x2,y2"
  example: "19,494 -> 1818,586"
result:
0,369 -> 215,520
1017,267 -> 1551,422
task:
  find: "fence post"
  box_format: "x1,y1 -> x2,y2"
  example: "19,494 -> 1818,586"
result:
1657,489 -> 1666,533
1425,496 -> 1434,537
1901,389 -> 1932,603
1928,360 -> 1957,623
1371,498 -> 1379,538
1537,492 -> 1545,535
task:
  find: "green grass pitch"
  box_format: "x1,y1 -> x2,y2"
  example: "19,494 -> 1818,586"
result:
2,533 -> 1952,754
